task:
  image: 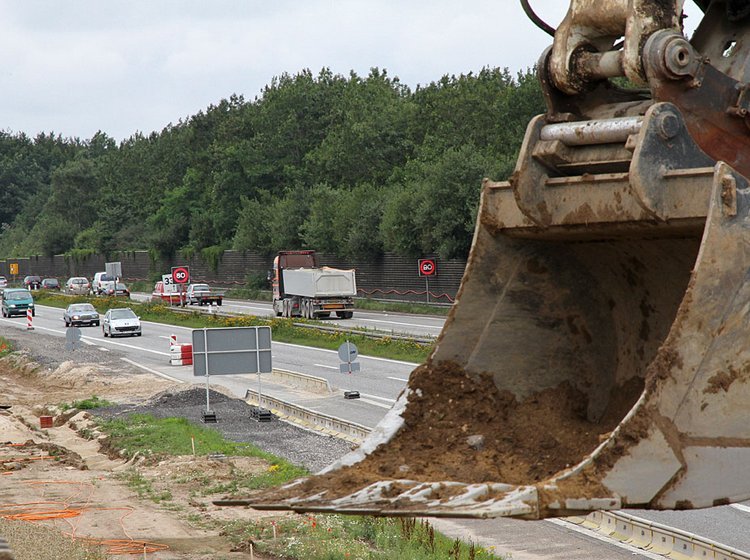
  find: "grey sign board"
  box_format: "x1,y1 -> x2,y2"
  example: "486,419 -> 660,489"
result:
105,261 -> 122,279
192,326 -> 272,376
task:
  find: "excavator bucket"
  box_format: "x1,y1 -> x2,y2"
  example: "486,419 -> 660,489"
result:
221,2 -> 750,519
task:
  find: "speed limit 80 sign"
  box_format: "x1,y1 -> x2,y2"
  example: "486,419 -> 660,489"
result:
418,259 -> 437,277
171,266 -> 190,284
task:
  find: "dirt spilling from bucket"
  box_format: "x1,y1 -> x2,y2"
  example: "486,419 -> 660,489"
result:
253,360 -> 644,504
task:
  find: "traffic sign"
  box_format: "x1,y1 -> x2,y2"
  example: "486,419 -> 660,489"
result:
338,341 -> 358,362
105,261 -> 122,279
9,263 -> 18,275
418,259 -> 437,277
171,266 -> 190,284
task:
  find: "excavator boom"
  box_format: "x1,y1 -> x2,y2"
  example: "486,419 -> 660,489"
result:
225,0 -> 750,519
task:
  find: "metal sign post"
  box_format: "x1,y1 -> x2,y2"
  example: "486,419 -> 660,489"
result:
338,340 -> 360,399
202,328 -> 215,422
418,258 -> 437,303
192,326 -> 273,422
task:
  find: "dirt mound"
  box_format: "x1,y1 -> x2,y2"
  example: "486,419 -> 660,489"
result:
258,359 -> 643,502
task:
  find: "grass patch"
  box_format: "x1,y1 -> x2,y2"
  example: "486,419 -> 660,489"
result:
117,469 -> 173,503
97,414 -> 307,490
355,297 -> 451,316
60,395 -> 114,411
223,515 -> 504,560
33,293 -> 433,363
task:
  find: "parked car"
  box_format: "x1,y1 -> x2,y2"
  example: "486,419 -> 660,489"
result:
91,272 -> 115,295
63,303 -> 100,327
0,276 -> 7,294
102,308 -> 141,337
101,281 -> 130,298
22,275 -> 41,290
65,277 -> 91,295
1,288 -> 34,317
41,278 -> 60,290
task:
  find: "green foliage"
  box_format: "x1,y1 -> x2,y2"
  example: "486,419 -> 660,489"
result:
229,514 -> 505,559
60,395 -> 114,411
0,66 -> 544,262
99,414 -> 308,488
199,244 -> 224,272
0,336 -> 13,357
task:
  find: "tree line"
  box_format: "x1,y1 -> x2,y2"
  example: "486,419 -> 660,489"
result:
0,66 -> 544,262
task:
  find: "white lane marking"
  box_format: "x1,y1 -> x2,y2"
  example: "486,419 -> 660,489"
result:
388,376 -> 409,382
121,358 -> 185,383
82,338 -> 95,346
0,320 -> 65,335
360,393 -> 396,403
353,317 -> 443,330
357,397 -> 392,410
272,340 -> 419,367
314,364 -> 338,370
731,503 -> 750,514
546,518 -> 664,559
99,347 -> 110,352
80,335 -> 170,357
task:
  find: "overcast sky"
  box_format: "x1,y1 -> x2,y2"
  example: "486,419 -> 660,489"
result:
0,1 -> 700,142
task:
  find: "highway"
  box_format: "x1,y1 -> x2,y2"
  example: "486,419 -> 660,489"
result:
3,302 -> 750,559
130,292 -> 446,339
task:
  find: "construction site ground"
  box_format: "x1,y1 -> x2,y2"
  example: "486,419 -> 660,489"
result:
0,328 -> 659,560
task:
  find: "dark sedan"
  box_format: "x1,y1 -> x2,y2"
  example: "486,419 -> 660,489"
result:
63,303 -> 100,327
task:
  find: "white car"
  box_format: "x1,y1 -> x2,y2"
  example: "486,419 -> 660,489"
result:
102,308 -> 141,337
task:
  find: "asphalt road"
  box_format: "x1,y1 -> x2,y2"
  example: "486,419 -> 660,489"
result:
4,303 -> 750,558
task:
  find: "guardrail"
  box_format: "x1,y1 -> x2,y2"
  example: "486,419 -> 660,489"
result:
157,301 -> 435,345
567,510 -> 750,559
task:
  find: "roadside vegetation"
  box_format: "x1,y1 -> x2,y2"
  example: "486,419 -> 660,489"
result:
93,412 -> 503,560
59,395 -> 114,411
0,336 -> 13,358
33,292 -> 434,362
0,68 -> 542,265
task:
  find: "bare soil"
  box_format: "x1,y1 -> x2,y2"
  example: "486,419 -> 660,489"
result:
0,342 -> 280,559
258,360 -> 643,504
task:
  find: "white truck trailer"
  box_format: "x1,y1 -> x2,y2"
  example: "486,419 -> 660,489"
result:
271,250 -> 356,319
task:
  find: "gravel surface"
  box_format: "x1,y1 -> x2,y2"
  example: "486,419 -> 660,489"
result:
1,328 -> 353,473
93,387 -> 354,473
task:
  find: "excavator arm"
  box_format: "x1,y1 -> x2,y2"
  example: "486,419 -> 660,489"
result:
222,0 -> 750,519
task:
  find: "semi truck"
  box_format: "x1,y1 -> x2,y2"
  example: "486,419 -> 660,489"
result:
271,250 -> 356,319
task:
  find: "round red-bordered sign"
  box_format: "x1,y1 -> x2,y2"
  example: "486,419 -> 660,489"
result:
418,259 -> 436,277
172,266 -> 190,284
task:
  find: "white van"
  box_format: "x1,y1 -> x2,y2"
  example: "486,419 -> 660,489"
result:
91,272 -> 115,295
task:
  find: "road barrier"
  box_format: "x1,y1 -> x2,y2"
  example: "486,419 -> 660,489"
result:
26,308 -> 33,330
169,343 -> 193,366
567,510 -> 750,559
270,368 -> 332,393
244,388 -> 371,443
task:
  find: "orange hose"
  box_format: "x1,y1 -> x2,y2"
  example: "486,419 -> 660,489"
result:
1,479 -> 170,555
